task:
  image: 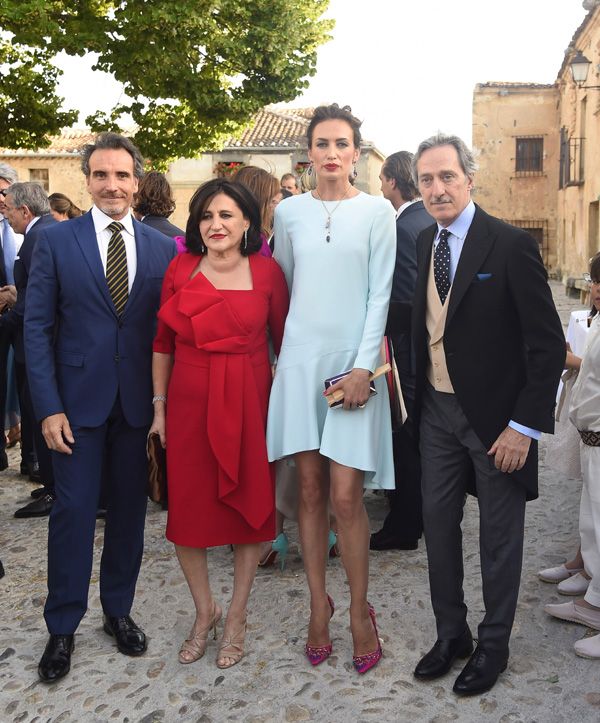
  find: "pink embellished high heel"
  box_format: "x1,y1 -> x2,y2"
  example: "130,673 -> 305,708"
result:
352,603 -> 382,674
305,594 -> 335,666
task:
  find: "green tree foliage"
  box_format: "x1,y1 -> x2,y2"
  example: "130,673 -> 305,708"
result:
0,0 -> 332,163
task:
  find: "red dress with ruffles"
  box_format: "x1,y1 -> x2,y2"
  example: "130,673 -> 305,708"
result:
153,252 -> 289,547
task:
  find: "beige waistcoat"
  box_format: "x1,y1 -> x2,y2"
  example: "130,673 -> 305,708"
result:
426,250 -> 455,393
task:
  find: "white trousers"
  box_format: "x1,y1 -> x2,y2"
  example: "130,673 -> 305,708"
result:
579,442 -> 600,607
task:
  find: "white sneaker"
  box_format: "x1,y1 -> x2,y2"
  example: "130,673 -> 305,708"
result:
558,572 -> 590,596
574,633 -> 600,659
538,563 -> 583,583
544,600 -> 600,630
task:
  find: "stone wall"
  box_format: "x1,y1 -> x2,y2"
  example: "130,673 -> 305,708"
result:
472,84 -> 559,269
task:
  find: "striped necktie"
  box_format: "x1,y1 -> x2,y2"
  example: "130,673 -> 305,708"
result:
106,221 -> 128,315
434,229 -> 451,305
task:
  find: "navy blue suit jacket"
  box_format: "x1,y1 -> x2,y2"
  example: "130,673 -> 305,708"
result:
1,213 -> 58,362
141,215 -> 184,238
24,212 -> 177,427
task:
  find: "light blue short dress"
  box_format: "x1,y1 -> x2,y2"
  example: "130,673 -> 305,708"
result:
266,191 -> 396,489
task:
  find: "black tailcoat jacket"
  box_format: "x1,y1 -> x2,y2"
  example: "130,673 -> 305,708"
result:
412,205 -> 565,500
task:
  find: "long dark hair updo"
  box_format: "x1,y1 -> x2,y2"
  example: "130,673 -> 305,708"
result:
185,178 -> 262,256
306,103 -> 362,149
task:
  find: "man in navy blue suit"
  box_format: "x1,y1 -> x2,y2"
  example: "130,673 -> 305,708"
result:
2,182 -> 58,519
371,152 -> 433,552
25,133 -> 177,683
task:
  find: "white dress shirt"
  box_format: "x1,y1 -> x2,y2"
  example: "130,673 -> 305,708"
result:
91,206 -> 137,292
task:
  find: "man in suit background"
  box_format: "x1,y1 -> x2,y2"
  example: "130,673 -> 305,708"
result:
0,163 -> 32,477
132,170 -> 184,238
25,132 -> 176,683
2,182 -> 57,519
370,151 -> 433,552
411,134 -> 564,695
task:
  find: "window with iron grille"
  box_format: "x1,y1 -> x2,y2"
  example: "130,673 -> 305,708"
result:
515,137 -> 543,174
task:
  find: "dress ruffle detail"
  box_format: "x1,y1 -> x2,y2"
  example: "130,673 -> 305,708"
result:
158,277 -> 272,530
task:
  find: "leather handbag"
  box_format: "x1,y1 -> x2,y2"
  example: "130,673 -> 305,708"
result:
147,432 -> 167,503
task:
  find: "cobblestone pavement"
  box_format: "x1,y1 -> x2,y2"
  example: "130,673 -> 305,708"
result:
1,282 -> 599,723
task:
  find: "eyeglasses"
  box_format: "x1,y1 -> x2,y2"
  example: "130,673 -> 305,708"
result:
583,272 -> 600,286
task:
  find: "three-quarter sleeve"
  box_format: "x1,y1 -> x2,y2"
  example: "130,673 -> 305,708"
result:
353,201 -> 396,372
152,256 -> 178,354
267,259 -> 290,356
273,204 -> 294,293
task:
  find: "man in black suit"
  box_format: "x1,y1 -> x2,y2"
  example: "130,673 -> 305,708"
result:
132,170 -> 184,238
370,151 -> 433,552
411,134 -> 564,695
0,163 -> 21,473
2,182 -> 57,518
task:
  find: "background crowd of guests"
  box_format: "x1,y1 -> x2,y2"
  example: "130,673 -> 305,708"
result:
0,101 -> 593,695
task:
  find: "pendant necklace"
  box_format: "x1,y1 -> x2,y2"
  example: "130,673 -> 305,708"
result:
313,185 -> 351,242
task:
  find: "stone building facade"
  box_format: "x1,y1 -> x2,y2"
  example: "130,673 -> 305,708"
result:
472,83 -> 560,268
0,106 -> 385,231
473,2 -> 600,287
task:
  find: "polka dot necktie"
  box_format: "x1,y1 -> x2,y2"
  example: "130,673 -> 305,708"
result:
434,229 -> 451,305
106,221 -> 128,315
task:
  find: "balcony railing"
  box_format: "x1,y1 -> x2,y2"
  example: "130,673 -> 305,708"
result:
560,132 -> 585,188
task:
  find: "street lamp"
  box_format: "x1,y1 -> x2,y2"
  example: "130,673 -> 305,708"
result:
569,49 -> 600,89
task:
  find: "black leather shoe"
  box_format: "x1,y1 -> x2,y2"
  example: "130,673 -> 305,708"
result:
453,645 -> 508,696
370,528 -> 418,551
103,615 -> 147,656
0,451 -> 8,472
31,486 -> 47,499
20,460 -> 40,483
38,634 -> 74,683
414,629 -> 474,679
96,508 -> 107,519
14,493 -> 55,518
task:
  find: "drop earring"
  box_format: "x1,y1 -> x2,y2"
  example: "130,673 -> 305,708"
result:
243,229 -> 248,252
307,163 -> 313,177
352,163 -> 358,179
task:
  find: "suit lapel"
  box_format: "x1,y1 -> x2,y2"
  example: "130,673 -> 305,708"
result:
73,214 -> 117,314
446,206 -> 494,327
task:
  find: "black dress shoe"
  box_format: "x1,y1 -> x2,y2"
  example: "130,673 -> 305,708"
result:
20,460 -> 40,483
453,645 -> 508,696
370,528 -> 418,551
0,559 -> 4,579
103,615 -> 147,656
414,628 -> 474,679
14,493 -> 55,518
96,508 -> 107,519
38,634 -> 74,683
31,486 -> 47,499
0,451 -> 8,472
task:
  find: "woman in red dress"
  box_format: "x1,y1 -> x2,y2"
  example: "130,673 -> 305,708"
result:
150,179 -> 289,669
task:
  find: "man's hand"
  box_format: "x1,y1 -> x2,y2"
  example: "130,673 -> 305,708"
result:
0,285 -> 17,308
41,413 -> 75,455
487,426 -> 531,473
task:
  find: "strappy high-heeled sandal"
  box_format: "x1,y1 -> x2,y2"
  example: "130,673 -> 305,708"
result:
179,601 -> 222,664
216,618 -> 247,669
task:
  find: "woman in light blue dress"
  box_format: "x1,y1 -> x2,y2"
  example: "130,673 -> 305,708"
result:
267,104 -> 396,673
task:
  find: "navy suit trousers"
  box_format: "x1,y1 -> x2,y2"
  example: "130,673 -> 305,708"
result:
44,394 -> 149,634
